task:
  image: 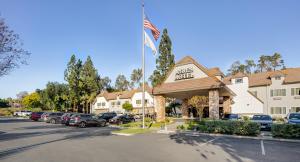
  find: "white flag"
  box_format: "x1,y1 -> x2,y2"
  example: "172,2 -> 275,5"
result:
144,31 -> 157,55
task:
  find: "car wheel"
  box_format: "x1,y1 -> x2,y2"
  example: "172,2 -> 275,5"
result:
50,119 -> 56,124
101,122 -> 106,127
79,122 -> 86,128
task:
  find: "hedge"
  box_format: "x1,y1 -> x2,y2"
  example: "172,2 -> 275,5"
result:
271,124 -> 300,139
179,120 -> 261,136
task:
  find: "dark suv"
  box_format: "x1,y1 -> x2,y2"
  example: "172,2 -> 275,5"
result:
98,112 -> 117,121
69,114 -> 107,128
46,112 -> 64,124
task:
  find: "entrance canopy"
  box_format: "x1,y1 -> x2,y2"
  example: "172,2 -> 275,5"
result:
153,56 -> 235,99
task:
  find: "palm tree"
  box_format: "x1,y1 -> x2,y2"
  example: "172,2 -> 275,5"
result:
130,68 -> 142,88
245,59 -> 256,74
271,53 -> 282,71
257,55 -> 269,72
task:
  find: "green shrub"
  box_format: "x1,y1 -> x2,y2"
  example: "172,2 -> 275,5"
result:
272,124 -> 300,139
242,116 -> 250,121
183,120 -> 260,136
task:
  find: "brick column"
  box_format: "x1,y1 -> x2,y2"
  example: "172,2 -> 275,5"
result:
209,89 -> 219,119
223,97 -> 232,114
154,95 -> 166,122
181,99 -> 189,119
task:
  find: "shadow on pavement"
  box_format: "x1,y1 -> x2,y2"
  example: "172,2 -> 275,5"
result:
0,127 -> 119,159
169,133 -> 265,162
0,119 -> 31,123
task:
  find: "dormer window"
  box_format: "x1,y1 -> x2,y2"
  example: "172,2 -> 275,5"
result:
275,76 -> 281,80
235,78 -> 243,84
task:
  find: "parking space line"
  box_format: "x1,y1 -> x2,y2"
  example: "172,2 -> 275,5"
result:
261,140 -> 265,156
199,137 -> 217,147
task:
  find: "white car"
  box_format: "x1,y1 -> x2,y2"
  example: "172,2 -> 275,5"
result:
13,110 -> 32,117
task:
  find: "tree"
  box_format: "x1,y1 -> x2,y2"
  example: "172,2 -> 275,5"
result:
38,82 -> 69,111
22,92 -> 41,108
122,102 -> 133,112
130,68 -> 142,88
245,59 -> 256,74
0,98 -> 9,108
100,76 -> 114,92
166,101 -> 181,115
270,53 -> 283,71
64,55 -> 82,112
188,96 -> 209,121
149,29 -> 175,87
0,17 -> 30,77
115,74 -> 130,91
80,56 -> 100,113
227,61 -> 246,75
16,91 -> 28,100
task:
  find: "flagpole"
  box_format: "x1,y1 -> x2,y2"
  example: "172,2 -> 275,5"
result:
142,0 -> 145,129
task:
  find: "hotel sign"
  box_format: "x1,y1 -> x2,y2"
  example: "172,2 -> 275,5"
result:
175,67 -> 194,81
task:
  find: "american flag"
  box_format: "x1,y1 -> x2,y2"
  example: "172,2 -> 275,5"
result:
144,14 -> 160,41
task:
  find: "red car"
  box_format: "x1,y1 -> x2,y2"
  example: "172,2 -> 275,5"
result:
30,112 -> 44,121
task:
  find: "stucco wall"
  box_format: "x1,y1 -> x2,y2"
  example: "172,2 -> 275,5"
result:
249,77 -> 300,117
132,92 -> 154,108
227,77 -> 264,115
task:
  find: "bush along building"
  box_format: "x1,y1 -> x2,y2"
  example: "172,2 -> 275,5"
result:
92,85 -> 154,114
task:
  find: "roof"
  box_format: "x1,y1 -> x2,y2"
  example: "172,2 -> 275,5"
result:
153,77 -> 223,94
153,56 -> 228,94
97,85 -> 153,101
224,68 -> 300,87
207,67 -> 225,77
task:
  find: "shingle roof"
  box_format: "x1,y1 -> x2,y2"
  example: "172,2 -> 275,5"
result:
224,68 -> 300,87
153,77 -> 223,94
207,67 -> 225,76
97,85 -> 153,101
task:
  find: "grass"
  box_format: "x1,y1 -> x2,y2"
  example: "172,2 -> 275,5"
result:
113,128 -> 153,134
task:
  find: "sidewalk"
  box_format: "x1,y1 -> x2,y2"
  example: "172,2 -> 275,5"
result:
177,130 -> 300,143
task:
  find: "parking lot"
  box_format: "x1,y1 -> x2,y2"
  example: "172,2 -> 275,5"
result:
0,118 -> 300,162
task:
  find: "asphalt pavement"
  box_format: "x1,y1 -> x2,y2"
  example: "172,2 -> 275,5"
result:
0,118 -> 299,162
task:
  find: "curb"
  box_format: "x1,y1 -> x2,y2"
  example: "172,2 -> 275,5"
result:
111,132 -> 133,136
178,131 -> 300,143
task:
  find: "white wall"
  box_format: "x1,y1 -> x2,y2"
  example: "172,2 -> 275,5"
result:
92,97 -> 109,113
227,77 -> 264,115
132,92 -> 154,108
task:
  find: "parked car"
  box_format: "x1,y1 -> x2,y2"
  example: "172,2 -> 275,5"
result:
223,114 -> 239,120
69,114 -> 107,128
30,112 -> 44,121
109,114 -> 135,125
13,110 -> 32,117
286,113 -> 300,124
45,112 -> 64,124
61,113 -> 78,125
251,115 -> 273,130
98,112 -> 117,121
41,112 -> 51,121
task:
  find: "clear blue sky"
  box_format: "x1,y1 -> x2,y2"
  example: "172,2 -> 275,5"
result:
0,0 -> 299,98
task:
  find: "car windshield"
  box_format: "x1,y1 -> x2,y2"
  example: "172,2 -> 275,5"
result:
252,115 -> 271,120
289,114 -> 300,120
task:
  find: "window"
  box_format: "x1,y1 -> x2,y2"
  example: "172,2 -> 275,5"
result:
271,107 -> 286,114
275,76 -> 281,80
145,99 -> 148,104
270,89 -> 286,97
97,103 -> 101,107
235,78 -> 243,84
290,107 -> 300,113
116,101 -> 121,105
291,88 -> 300,96
136,100 -> 141,105
102,102 -> 105,106
111,102 -> 115,107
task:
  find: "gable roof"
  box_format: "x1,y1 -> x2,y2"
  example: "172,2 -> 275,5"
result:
224,68 -> 300,87
97,85 -> 153,101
